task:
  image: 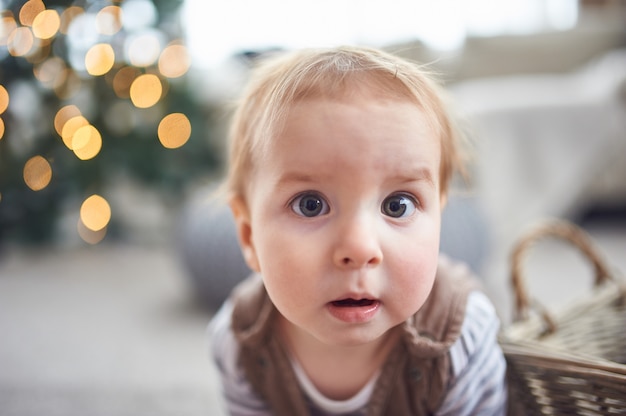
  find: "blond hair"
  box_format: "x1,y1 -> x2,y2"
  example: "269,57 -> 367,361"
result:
225,45 -> 465,201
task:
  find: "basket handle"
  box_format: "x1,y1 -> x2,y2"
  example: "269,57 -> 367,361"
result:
511,220 -> 614,332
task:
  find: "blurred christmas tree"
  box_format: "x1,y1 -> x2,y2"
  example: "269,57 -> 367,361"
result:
0,0 -> 222,245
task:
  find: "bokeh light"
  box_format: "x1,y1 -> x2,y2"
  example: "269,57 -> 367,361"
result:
61,115 -> 89,149
129,73 -> 162,108
54,104 -> 81,135
34,56 -> 67,89
158,43 -> 190,78
59,6 -> 84,34
72,124 -> 102,160
0,15 -> 18,46
7,26 -> 34,56
157,113 -> 191,149
112,66 -> 140,98
80,194 -> 111,231
77,217 -> 107,244
0,85 -> 8,114
85,43 -> 115,76
121,0 -> 157,31
19,0 -> 45,27
66,12 -> 99,58
126,30 -> 162,67
96,6 -> 122,36
32,9 -> 60,40
2,0 -> 201,244
25,37 -> 52,64
23,155 -> 52,191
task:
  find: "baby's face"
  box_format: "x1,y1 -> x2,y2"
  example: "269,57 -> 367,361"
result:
232,94 -> 443,348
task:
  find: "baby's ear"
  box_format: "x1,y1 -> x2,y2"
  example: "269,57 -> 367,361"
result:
229,196 -> 261,272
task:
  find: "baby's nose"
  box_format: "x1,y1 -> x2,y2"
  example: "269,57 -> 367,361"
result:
333,216 -> 383,268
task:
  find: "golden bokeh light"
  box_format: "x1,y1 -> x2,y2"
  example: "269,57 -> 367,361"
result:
96,6 -> 122,35
0,85 -> 8,114
54,105 -> 81,136
61,115 -> 89,149
7,26 -> 34,57
130,73 -> 162,108
85,43 -> 115,76
158,113 -> 191,149
72,124 -> 102,160
23,155 -> 52,191
19,0 -> 45,27
32,9 -> 60,40
77,217 -> 107,244
0,3 -> 202,243
71,124 -> 94,151
112,66 -> 140,99
158,44 -> 190,78
34,56 -> 67,89
80,194 -> 111,232
1,16 -> 18,46
60,6 -> 84,34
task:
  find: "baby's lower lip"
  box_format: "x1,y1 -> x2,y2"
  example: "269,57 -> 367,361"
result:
327,299 -> 380,323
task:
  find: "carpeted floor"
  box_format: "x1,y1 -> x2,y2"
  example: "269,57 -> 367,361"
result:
0,244 -> 225,416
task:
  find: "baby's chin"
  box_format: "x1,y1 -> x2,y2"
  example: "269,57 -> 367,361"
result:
275,306 -> 406,348
316,322 -> 404,350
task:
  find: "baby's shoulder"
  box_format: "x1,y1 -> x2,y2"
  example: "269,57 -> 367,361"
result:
449,290 -> 501,376
207,300 -> 239,371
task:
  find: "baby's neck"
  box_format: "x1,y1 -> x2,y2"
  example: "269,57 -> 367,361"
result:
278,317 -> 401,401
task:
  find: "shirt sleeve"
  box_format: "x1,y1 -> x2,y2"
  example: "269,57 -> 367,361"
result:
207,300 -> 272,416
436,291 -> 508,416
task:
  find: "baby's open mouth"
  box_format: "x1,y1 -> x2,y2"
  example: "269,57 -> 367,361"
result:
327,297 -> 381,322
331,298 -> 376,307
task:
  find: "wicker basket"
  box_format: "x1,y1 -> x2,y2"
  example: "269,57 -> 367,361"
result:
499,220 -> 626,415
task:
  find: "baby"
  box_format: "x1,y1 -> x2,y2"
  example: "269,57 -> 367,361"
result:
208,46 -> 507,415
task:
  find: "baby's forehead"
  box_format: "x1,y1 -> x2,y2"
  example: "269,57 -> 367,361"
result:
269,96 -> 439,153
257,93 -> 436,154
257,96 -> 441,190
248,67 -> 443,162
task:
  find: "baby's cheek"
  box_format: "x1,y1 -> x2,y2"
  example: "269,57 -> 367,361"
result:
393,253 -> 437,297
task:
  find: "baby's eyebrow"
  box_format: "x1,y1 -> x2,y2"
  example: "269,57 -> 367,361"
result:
390,167 -> 436,187
276,171 -> 329,185
277,167 -> 437,188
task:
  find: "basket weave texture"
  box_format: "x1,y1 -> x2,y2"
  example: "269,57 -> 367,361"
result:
499,220 -> 626,415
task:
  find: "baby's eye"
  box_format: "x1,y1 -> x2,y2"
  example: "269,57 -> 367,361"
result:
381,194 -> 417,218
291,192 -> 330,217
